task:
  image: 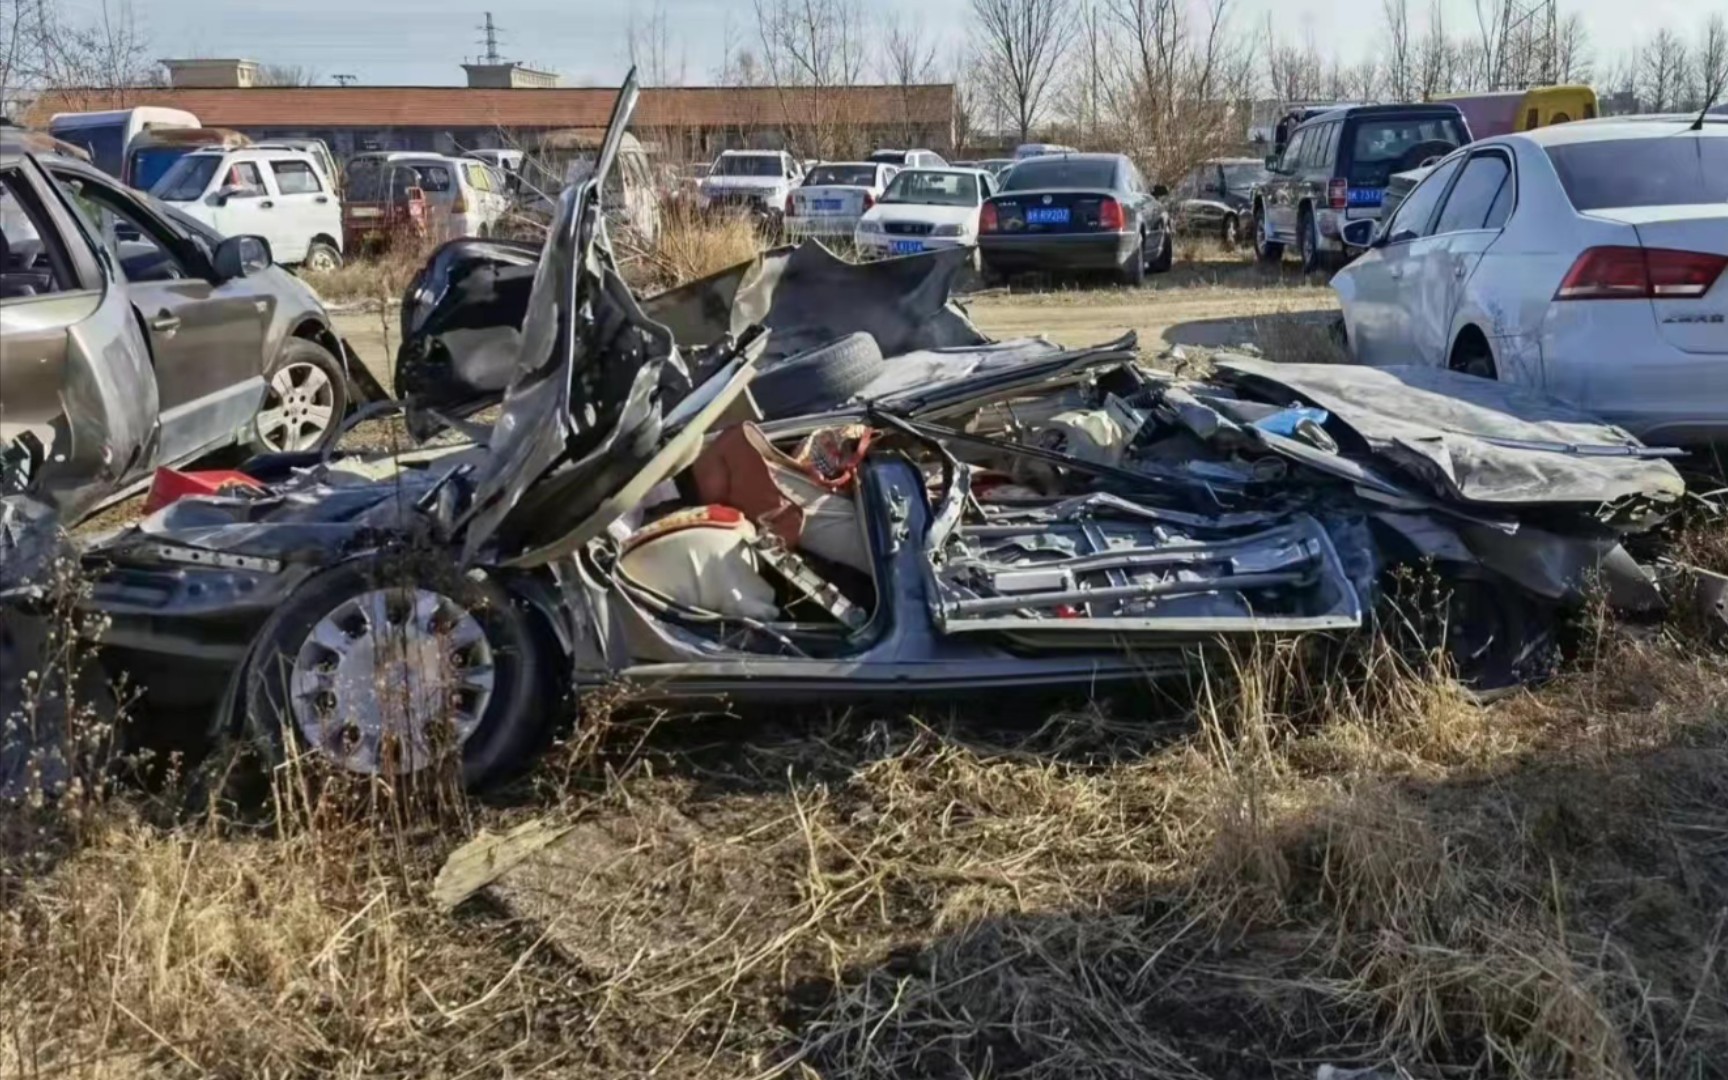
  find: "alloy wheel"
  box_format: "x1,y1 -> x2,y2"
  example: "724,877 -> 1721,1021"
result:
304,246 -> 340,272
257,362 -> 337,452
288,588 -> 495,775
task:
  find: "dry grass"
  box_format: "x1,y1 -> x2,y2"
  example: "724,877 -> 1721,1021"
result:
298,234 -> 442,308
623,203 -> 767,294
7,586 -> 1728,1078
5,230 -> 1725,1079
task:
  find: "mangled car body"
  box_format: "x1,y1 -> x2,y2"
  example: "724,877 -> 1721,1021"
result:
66,74 -> 1685,787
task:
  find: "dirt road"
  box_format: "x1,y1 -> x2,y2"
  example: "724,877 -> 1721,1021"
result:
329,262 -> 1336,392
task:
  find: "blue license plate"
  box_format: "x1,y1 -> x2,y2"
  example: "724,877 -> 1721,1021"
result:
1346,187 -> 1384,208
813,198 -> 843,211
1026,206 -> 1070,225
890,240 -> 924,255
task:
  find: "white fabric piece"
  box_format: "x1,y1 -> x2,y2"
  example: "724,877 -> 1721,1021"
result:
619,519 -> 780,621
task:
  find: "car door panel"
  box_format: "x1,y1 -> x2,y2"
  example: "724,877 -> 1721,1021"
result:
1338,155 -> 1464,366
1424,151 -> 1516,365
3,162 -> 160,513
56,170 -> 271,465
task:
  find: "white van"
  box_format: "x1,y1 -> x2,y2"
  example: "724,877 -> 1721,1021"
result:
48,107 -> 201,180
150,147 -> 344,270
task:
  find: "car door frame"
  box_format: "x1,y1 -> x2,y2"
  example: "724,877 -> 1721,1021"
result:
260,155 -> 326,263
1338,152 -> 1467,366
1266,127 -> 1308,240
3,156 -> 161,512
46,163 -> 272,467
1420,146 -> 1518,369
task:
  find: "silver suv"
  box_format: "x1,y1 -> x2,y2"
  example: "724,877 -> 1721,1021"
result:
1,128 -> 374,518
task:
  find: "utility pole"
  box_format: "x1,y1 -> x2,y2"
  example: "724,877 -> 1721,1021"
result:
479,12 -> 503,64
332,73 -> 358,86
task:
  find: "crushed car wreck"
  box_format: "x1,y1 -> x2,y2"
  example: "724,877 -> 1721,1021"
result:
46,73 -> 1687,789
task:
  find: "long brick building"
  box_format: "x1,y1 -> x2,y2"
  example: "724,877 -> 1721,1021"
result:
29,59 -> 958,164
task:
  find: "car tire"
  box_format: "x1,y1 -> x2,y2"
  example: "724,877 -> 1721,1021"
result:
1253,204 -> 1284,263
1221,214 -> 1240,250
248,338 -> 350,455
302,240 -> 342,273
237,558 -> 554,789
1449,332 -> 1499,380
1148,228 -> 1174,274
1298,208 -> 1324,275
1119,233 -> 1147,287
750,332 -> 888,419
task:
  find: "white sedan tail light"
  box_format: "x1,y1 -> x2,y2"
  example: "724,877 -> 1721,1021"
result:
1556,245 -> 1728,301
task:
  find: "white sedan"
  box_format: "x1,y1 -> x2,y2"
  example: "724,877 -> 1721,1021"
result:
854,168 -> 997,261
1332,116 -> 1727,445
786,161 -> 897,239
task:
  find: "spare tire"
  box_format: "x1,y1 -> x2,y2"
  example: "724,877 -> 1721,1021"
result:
750,332 -> 887,419
1397,140 -> 1458,172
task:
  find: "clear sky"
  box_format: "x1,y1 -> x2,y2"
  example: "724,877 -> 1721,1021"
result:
64,0 -> 1716,87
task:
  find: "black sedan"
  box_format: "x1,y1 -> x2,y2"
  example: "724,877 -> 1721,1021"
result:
1172,157 -> 1271,248
978,153 -> 1172,285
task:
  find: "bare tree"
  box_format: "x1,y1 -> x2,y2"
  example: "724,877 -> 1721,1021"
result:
1414,0 -> 1456,99
257,63 -> 317,87
1639,28 -> 1688,112
755,0 -> 872,157
879,13 -> 939,145
1265,16 -> 1325,102
970,0 -> 1070,143
627,2 -> 687,88
1383,0 -> 1414,102
27,0 -> 155,107
0,0 -> 42,115
1554,12 -> 1592,85
880,13 -> 938,86
1054,0 -> 1120,147
1692,13 -> 1728,110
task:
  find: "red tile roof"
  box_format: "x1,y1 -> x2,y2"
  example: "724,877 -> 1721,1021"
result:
29,84 -> 955,131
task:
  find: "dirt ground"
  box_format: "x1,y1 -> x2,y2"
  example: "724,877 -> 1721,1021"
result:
330,259 -> 1339,392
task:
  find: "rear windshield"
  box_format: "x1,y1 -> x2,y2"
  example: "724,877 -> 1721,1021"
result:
1221,163 -> 1271,192
1348,115 -> 1468,186
401,164 -> 451,192
868,151 -> 908,165
881,171 -> 978,206
805,165 -> 877,187
151,154 -> 222,202
713,155 -> 782,177
345,161 -> 419,202
1001,158 -> 1118,191
1546,137 -> 1728,210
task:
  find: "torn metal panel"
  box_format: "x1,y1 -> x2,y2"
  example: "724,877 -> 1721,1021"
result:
1215,357 -> 1685,509
641,240 -> 987,363
931,493 -> 1362,639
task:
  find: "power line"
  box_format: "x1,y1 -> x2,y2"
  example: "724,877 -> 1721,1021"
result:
332,73 -> 357,86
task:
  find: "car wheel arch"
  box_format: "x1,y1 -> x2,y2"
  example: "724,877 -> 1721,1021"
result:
1449,324 -> 1499,378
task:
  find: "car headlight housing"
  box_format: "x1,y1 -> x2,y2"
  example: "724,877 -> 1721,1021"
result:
857,220 -> 884,235
932,224 -> 964,237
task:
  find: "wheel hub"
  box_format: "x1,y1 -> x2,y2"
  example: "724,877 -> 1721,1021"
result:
260,361 -> 337,452
288,588 -> 494,775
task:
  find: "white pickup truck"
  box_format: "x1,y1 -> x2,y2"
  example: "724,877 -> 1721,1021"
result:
150,147 -> 344,270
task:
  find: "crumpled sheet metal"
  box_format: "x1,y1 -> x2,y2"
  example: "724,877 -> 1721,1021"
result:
641,241 -> 988,364
0,495 -> 64,598
1216,357 -> 1685,509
